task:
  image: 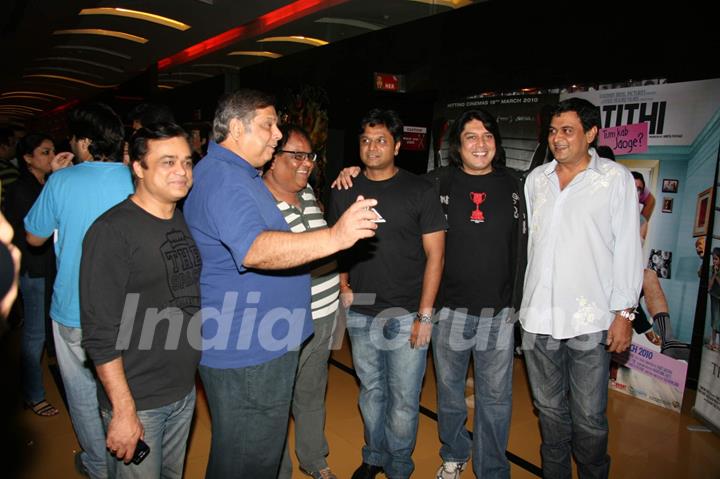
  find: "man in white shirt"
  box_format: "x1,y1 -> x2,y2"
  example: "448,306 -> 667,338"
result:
520,97 -> 643,479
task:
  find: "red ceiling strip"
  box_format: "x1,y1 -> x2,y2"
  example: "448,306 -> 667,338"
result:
157,0 -> 348,71
45,99 -> 80,115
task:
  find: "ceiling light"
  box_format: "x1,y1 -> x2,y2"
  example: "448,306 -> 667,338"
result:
35,57 -> 124,73
54,45 -> 132,60
25,66 -> 103,79
156,78 -> 191,84
23,74 -> 118,88
0,110 -> 33,116
228,51 -> 282,59
157,0 -> 345,70
0,95 -> 51,102
158,72 -> 213,78
53,29 -> 148,44
315,17 -> 382,30
0,104 -> 42,112
158,85 -> 175,90
1,91 -> 65,100
408,0 -> 472,7
79,8 -> 190,31
258,36 -> 328,46
192,63 -> 240,70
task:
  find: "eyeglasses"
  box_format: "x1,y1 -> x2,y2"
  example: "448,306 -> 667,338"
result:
277,150 -> 317,163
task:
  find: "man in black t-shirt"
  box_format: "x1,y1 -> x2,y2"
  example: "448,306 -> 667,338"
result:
80,123 -> 201,479
331,110 -> 527,479
426,110 -> 527,479
328,109 -> 446,479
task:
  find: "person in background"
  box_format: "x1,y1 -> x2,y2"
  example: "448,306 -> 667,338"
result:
0,212 -> 20,321
631,171 -> 656,223
0,127 -> 20,209
123,103 -> 176,165
127,103 -> 175,131
25,103 -> 133,479
5,133 -> 71,416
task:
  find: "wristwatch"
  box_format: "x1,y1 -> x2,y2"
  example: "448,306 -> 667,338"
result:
415,312 -> 435,324
618,309 -> 636,322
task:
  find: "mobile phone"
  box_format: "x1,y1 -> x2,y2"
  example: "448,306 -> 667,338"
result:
131,439 -> 150,465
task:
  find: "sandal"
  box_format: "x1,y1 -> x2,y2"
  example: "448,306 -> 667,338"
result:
26,399 -> 59,417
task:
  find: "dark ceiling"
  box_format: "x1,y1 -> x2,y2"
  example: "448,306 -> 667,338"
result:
2,0 -> 718,128
0,0 -> 481,124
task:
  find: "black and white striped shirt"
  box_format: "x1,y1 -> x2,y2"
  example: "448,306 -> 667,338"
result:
275,186 -> 339,322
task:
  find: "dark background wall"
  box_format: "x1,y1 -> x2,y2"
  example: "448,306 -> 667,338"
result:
149,0 -> 718,173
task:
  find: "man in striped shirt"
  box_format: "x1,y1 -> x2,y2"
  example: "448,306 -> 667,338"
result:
263,124 -> 340,479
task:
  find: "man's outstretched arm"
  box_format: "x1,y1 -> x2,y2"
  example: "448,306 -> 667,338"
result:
243,196 -> 378,270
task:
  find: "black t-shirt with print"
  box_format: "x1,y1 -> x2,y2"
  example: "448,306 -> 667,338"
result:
81,199 -> 201,411
439,168 -> 518,315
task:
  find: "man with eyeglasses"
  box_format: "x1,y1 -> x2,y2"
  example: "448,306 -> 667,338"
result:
327,108 -> 446,479
183,89 -> 379,478
262,124 -> 340,479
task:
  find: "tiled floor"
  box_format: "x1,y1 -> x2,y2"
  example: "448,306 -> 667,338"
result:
10,325 -> 720,479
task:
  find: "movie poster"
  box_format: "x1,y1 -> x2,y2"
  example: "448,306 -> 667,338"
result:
570,79 -> 720,412
693,147 -> 720,431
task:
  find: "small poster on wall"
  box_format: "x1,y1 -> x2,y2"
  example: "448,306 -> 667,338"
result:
648,249 -> 672,279
694,187 -> 713,237
662,178 -> 679,193
662,197 -> 674,213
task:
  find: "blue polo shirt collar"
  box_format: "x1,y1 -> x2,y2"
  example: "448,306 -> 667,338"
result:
207,141 -> 260,178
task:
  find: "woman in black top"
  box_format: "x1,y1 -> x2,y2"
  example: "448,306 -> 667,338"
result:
5,133 -> 65,416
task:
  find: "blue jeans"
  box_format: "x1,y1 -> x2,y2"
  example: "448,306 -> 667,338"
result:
20,274 -> 47,404
199,350 -> 299,479
346,310 -> 428,479
522,330 -> 611,479
53,321 -> 108,479
101,388 -> 196,479
279,314 -> 336,477
432,308 -> 514,478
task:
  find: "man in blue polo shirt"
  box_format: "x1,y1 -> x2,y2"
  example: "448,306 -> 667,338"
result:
183,89 -> 379,479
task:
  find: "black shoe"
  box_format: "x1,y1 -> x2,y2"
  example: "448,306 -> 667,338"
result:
351,462 -> 384,479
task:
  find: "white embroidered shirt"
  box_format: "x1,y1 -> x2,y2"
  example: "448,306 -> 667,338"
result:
520,148 -> 644,339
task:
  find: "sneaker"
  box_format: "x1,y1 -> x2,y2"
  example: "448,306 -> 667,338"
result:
302,467 -> 338,479
436,461 -> 467,479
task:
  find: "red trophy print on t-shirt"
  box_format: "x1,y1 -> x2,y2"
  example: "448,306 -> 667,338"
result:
470,192 -> 486,223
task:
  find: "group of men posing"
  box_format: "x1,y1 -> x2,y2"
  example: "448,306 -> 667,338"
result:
24,88 -> 642,479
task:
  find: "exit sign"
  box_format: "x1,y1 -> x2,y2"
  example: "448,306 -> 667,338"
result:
374,73 -> 405,92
